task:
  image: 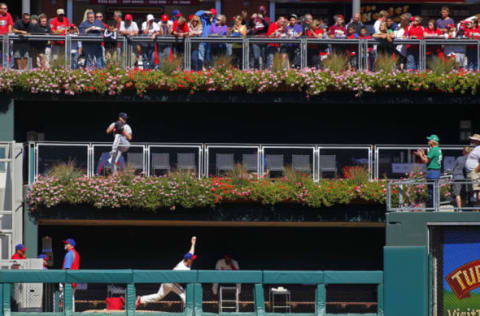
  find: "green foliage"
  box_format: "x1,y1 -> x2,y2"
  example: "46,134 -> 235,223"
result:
160,56 -> 182,75
343,166 -> 370,185
213,55 -> 233,73
322,53 -> 348,72
272,53 -> 287,72
428,56 -> 457,75
374,53 -> 398,73
47,161 -> 84,185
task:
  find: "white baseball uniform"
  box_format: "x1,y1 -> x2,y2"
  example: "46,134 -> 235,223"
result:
108,122 -> 132,172
139,259 -> 190,305
212,258 -> 241,295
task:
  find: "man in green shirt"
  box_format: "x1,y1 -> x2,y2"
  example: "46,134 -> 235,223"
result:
415,134 -> 442,208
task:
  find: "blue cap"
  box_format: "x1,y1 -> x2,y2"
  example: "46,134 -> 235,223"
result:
63,238 -> 76,247
184,253 -> 197,260
172,9 -> 181,17
15,244 -> 26,251
38,254 -> 48,260
119,112 -> 128,120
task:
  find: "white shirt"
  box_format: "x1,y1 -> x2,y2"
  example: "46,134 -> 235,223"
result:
466,146 -> 480,172
142,21 -> 160,35
215,258 -> 239,271
120,21 -> 139,33
174,259 -> 191,271
374,20 -> 382,34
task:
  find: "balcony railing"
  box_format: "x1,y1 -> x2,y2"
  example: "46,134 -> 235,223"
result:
0,269 -> 384,316
3,34 -> 480,71
28,142 -> 468,184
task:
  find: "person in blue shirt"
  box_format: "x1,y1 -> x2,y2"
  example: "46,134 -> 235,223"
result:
79,11 -> 105,69
195,8 -> 216,69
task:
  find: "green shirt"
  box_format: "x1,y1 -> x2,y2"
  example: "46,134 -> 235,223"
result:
427,146 -> 442,170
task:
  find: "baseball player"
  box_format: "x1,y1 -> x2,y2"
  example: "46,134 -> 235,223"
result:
136,236 -> 197,309
11,244 -> 27,259
212,253 -> 241,299
106,112 -> 132,174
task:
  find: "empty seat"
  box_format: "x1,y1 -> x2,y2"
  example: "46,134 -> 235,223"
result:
151,153 -> 170,175
319,155 -> 337,178
177,153 -> 196,172
266,154 -> 284,172
292,154 -> 311,173
127,152 -> 143,171
216,153 -> 234,174
242,154 -> 258,172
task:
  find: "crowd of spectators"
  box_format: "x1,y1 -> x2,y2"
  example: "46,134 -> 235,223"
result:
0,3 -> 479,71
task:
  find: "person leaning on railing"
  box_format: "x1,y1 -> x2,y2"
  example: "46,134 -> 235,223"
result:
465,134 -> 480,208
189,15 -> 203,71
29,14 -> 50,69
141,14 -> 160,70
49,8 -> 70,64
172,16 -> 189,57
12,13 -> 32,70
79,11 -> 105,69
452,146 -> 471,209
152,14 -> 173,69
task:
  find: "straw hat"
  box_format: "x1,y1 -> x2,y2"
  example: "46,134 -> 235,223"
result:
469,134 -> 480,142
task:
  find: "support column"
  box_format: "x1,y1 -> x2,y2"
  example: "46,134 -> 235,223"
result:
352,0 -> 360,16
66,0 -> 73,24
269,0 -> 275,22
0,97 -> 13,142
215,0 -> 221,14
22,0 -> 30,14
24,189 -> 38,259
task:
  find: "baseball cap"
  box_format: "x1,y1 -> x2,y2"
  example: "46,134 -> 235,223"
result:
119,112 -> 128,120
427,134 -> 440,142
161,14 -> 169,22
57,8 -> 65,15
15,244 -> 26,252
63,238 -> 76,247
125,14 -> 133,21
172,9 -> 181,17
446,24 -> 455,28
147,14 -> 154,21
184,253 -> 197,260
38,254 -> 48,260
337,14 -> 344,19
290,14 -> 298,19
210,8 -> 217,16
189,14 -> 194,21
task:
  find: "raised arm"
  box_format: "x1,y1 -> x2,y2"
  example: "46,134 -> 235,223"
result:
188,236 -> 196,255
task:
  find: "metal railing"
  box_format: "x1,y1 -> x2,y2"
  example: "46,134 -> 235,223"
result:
4,34 -> 480,71
0,269 -> 384,316
29,141 -> 474,184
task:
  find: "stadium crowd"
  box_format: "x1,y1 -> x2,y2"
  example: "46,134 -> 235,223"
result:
0,3 -> 480,71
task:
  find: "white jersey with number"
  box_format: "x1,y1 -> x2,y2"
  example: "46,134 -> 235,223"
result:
174,260 -> 190,271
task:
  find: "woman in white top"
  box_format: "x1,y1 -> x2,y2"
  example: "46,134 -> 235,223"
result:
394,14 -> 410,70
189,16 -> 203,71
141,14 -> 160,69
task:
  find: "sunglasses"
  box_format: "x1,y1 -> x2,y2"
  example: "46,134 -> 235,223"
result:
96,15 -> 103,18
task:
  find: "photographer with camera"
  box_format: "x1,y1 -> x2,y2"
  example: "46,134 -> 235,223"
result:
106,112 -> 132,174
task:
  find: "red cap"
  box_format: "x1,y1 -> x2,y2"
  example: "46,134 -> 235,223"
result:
125,14 -> 133,21
447,24 -> 455,28
337,14 -> 344,19
189,14 -> 194,21
161,14 -> 169,22
410,16 -> 415,21
210,8 -> 217,16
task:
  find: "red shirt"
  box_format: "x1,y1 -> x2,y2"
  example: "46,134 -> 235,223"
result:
106,297 -> 125,310
358,35 -> 373,52
267,22 -> 283,47
11,253 -> 26,260
406,25 -> 424,49
63,248 -> 80,288
328,24 -> 347,38
173,21 -> 189,34
50,16 -> 70,45
0,12 -> 13,35
424,28 -> 442,36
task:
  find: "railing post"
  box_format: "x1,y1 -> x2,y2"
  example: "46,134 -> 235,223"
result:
193,283 -> 202,316
477,40 -> 480,72
184,38 -> 191,71
63,283 -> 74,316
122,37 -> 128,68
125,283 -> 136,316
377,283 -> 384,316
358,39 -> 363,72
55,290 -> 60,313
65,34 -> 71,70
387,181 -> 392,212
2,284 -> 11,316
254,284 -> 265,316
243,37 -> 249,70
185,284 -> 194,316
2,34 -> 8,69
315,284 -> 326,316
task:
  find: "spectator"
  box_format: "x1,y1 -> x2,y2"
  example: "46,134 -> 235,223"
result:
141,14 -> 159,70
194,8 -> 216,70
464,20 -> 479,71
259,6 -> 271,25
230,15 -> 247,68
50,9 -> 70,63
452,146 -> 471,209
373,21 -> 395,56
394,14 -> 410,70
69,24 -> 81,69
466,134 -> 480,207
62,239 -> 80,312
30,14 -> 38,25
266,16 -> 286,69
405,16 -> 424,71
249,12 -> 269,69
328,14 -> 347,38
11,243 -> 26,259
209,14 -> 228,60
286,14 -> 302,68
113,10 -> 123,62
212,254 -> 241,299
13,13 -> 32,70
358,26 -> 375,70
189,15 -> 203,71
345,25 -> 358,70
415,135 -> 442,207
436,6 -> 454,34
38,254 -> 48,269
119,14 -> 139,66
30,14 -> 50,69
172,9 -> 182,22
302,13 -> 313,34
0,3 -> 13,36
374,10 -> 388,34
79,11 -> 105,69
172,16 -> 189,55
444,24 -> 467,69
306,19 -> 325,68
346,12 -> 363,34
424,19 -> 443,65
96,12 -> 107,28
153,14 -> 172,68
386,17 -> 397,32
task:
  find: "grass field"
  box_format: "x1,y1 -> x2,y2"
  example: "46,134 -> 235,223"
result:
444,291 -> 480,315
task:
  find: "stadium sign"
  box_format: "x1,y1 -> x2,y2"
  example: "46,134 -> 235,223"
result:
89,0 -> 199,4
447,260 -> 480,300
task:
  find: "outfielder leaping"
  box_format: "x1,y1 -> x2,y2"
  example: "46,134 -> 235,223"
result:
136,236 -> 197,309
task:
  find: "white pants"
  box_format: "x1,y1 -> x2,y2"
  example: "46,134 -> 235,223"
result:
140,283 -> 186,305
110,134 -> 130,173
